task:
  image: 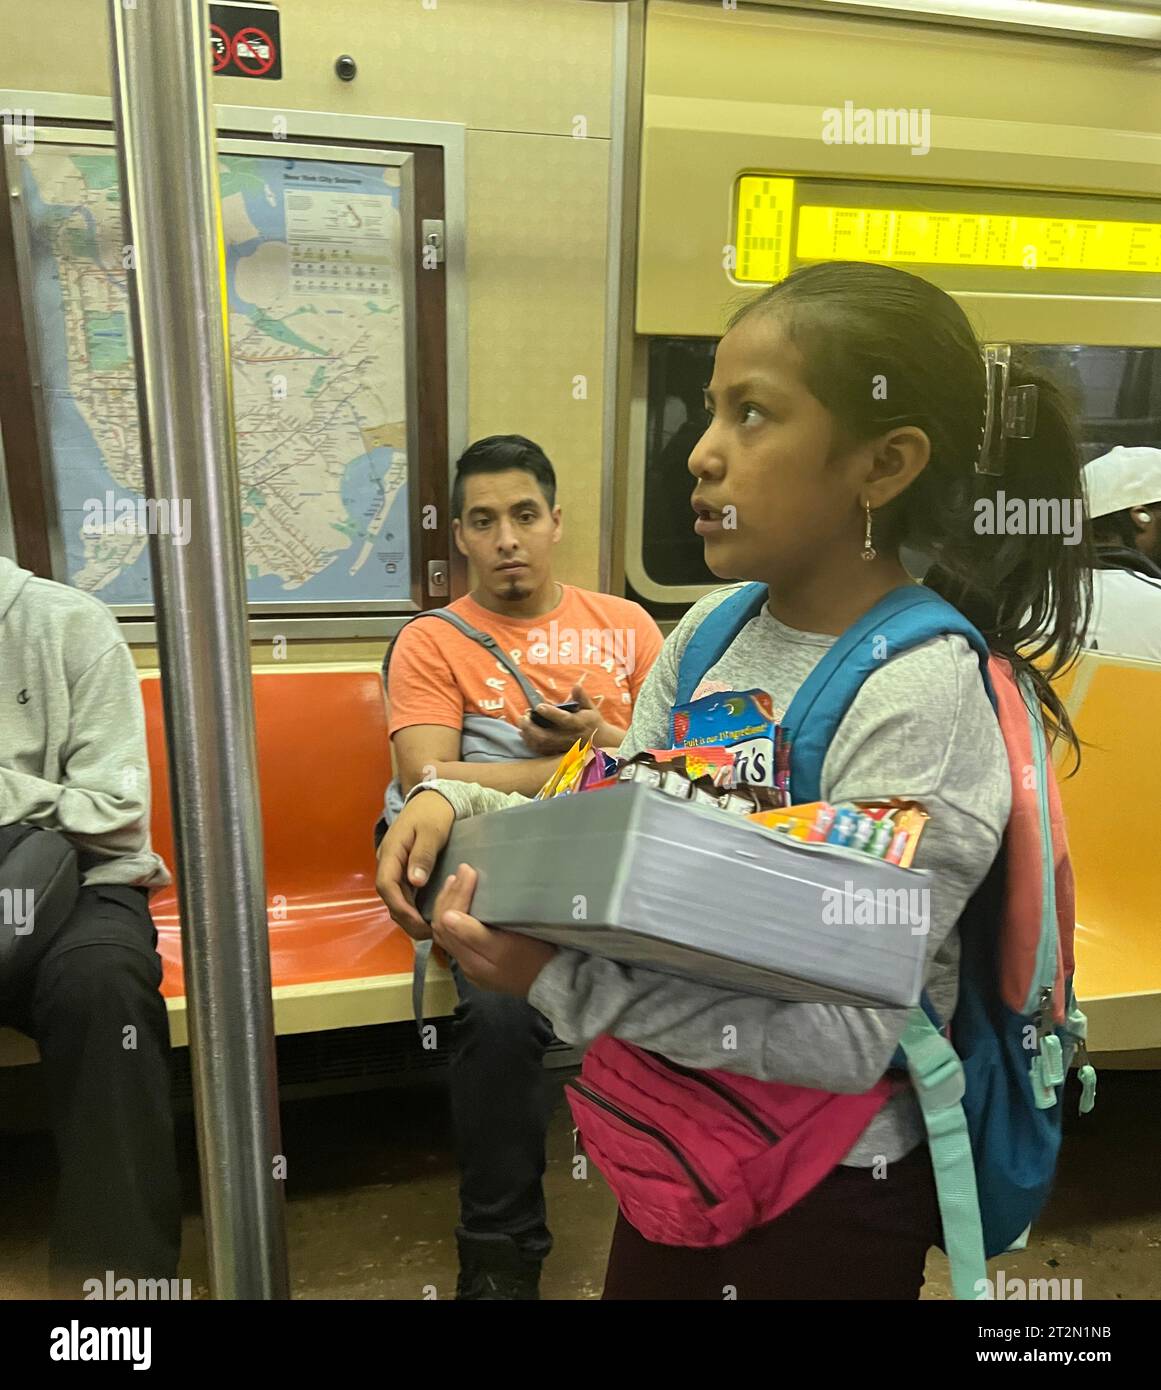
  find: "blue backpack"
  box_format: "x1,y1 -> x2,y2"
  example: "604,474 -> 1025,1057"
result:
675,582 -> 1095,1299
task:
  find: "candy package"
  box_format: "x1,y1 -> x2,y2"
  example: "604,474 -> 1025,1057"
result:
670,689 -> 789,801
537,738 -> 622,799
638,746 -> 736,787
748,798 -> 929,868
611,752 -> 784,813
577,746 -> 620,792
535,737 -> 591,799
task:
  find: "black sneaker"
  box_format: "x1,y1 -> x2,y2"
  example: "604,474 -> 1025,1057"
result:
454,1231 -> 543,1301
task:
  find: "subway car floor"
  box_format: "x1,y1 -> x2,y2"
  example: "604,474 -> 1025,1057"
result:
1,1068 -> 1159,1300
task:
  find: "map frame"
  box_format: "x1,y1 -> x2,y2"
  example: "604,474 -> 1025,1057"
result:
7,124 -> 426,620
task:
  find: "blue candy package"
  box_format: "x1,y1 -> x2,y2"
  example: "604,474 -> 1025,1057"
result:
670,688 -> 780,789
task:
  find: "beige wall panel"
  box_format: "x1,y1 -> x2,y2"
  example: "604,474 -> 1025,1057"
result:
465,127 -> 609,594
639,0 -> 1161,338
0,0 -> 111,92
648,1 -> 1161,131
1,0 -> 614,138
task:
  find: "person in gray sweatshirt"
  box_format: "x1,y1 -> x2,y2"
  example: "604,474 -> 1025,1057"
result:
0,554 -> 180,1295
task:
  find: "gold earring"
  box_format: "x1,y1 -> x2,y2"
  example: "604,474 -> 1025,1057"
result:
862,501 -> 876,561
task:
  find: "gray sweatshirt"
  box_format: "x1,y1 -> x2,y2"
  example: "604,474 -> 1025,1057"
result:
0,556 -> 170,888
410,583 -> 1011,1166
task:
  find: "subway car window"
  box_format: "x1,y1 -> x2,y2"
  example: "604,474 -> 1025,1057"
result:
642,340 -> 1161,591
1027,346 -> 1161,459
642,337 -> 715,588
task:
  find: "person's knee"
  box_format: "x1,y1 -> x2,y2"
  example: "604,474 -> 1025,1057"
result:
34,941 -> 165,1044
454,988 -> 554,1056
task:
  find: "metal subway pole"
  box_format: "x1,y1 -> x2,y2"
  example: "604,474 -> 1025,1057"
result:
106,0 -> 289,1298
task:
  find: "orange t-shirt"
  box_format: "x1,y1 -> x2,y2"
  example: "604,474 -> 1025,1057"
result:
386,585 -> 663,739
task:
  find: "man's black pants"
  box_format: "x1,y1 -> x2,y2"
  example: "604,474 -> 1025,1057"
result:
0,884 -> 181,1292
447,959 -> 556,1263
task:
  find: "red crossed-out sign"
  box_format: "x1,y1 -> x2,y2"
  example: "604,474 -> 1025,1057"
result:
208,4 -> 282,81
231,26 -> 276,77
209,24 -> 231,73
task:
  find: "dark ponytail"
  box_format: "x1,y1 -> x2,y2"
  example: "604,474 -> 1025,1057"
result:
729,262 -> 1093,763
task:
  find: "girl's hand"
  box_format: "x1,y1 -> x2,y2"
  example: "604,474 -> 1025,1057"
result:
431,863 -> 559,997
375,790 -> 456,940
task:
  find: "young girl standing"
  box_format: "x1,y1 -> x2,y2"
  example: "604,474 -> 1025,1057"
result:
377,261 -> 1091,1299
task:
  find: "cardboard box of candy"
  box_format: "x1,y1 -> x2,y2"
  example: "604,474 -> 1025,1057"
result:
419,782 -> 931,1008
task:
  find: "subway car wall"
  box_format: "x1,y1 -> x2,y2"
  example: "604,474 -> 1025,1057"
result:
0,0 -> 1160,1314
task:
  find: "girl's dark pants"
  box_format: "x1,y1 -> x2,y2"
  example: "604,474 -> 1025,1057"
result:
602,1141 -> 942,1299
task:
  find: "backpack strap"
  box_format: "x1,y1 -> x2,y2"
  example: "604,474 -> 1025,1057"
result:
1016,662 -> 1061,1019
674,584 -> 769,707
782,585 -> 994,804
1008,661 -> 1075,1109
382,610 -> 546,1035
382,609 -> 547,710
897,1013 -> 988,1300
673,583 -> 995,803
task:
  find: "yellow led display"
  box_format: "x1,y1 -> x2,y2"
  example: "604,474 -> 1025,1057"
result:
796,205 -> 1161,274
735,177 -> 796,283
734,176 -> 1161,282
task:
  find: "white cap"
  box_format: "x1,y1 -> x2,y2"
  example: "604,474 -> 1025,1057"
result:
1083,446 -> 1161,520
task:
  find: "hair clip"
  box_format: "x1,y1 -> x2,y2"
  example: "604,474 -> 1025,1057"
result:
975,343 -> 1039,477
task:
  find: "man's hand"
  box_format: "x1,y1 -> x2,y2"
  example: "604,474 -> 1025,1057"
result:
432,864 -> 559,998
518,680 -> 607,755
375,790 -> 456,940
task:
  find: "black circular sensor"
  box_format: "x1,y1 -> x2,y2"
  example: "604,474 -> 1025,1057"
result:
335,55 -> 357,82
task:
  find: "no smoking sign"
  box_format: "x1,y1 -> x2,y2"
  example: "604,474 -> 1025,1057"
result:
209,2 -> 282,81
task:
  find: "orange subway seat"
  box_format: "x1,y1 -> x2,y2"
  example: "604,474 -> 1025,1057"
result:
139,669 -> 413,997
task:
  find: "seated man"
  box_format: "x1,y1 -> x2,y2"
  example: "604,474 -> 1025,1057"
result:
378,434 -> 662,1299
0,554 -> 180,1296
1083,445 -> 1161,662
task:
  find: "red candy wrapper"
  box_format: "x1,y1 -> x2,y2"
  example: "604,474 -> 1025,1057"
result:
637,746 -> 737,788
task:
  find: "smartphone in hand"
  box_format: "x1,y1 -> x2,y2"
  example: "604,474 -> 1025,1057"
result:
529,700 -> 581,729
